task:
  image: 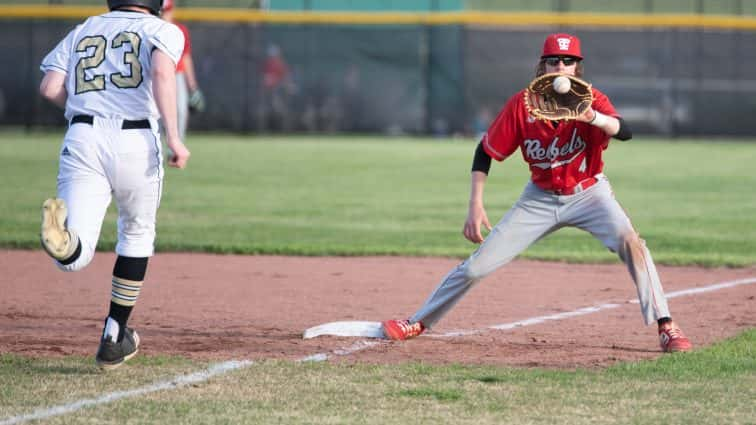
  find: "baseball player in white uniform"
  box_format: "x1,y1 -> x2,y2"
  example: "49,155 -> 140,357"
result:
39,0 -> 190,370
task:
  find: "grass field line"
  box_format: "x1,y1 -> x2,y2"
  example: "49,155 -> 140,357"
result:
634,277 -> 756,302
0,342 -> 380,425
299,340 -> 383,362
0,360 -> 253,425
2,277 -> 753,424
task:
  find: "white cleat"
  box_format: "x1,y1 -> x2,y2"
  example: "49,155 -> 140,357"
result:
41,198 -> 77,261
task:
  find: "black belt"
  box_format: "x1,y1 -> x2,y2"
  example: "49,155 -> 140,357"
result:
70,114 -> 151,130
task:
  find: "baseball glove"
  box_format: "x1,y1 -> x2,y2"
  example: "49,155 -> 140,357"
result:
524,73 -> 593,121
188,89 -> 206,113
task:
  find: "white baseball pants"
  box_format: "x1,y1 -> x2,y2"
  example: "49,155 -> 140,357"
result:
176,72 -> 189,140
54,117 -> 163,272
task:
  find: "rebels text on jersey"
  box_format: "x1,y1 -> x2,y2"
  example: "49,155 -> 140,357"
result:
40,10 -> 184,121
482,87 -> 619,193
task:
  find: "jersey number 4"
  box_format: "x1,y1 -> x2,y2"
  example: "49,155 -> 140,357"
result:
75,32 -> 143,95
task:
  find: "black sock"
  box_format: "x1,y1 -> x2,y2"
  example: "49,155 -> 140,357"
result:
657,317 -> 672,326
107,303 -> 133,339
108,256 -> 148,341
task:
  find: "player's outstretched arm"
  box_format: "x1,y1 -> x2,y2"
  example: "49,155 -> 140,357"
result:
152,49 -> 190,168
463,171 -> 492,244
578,107 -> 620,136
39,70 -> 67,108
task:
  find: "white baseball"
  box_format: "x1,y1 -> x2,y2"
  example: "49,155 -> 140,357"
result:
553,76 -> 571,94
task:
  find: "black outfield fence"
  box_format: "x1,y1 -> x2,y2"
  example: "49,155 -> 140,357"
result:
3,8 -> 756,136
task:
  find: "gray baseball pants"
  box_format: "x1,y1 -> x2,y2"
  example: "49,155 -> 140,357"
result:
410,175 -> 671,328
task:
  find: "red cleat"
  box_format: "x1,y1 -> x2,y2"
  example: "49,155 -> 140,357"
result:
382,319 -> 425,341
659,322 -> 693,353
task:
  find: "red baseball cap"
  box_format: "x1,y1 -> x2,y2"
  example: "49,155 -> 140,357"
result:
541,33 -> 582,59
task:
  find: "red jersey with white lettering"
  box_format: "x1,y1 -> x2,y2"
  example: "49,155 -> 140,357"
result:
175,22 -> 191,73
482,87 -> 618,193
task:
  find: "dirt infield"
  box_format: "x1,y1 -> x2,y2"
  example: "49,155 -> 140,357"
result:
1,249 -> 754,368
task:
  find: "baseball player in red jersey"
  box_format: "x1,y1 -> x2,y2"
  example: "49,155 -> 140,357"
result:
38,0 -> 190,369
383,33 -> 693,353
161,0 -> 205,139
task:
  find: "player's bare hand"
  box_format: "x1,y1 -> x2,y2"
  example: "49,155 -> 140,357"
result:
576,107 -> 596,123
166,141 -> 190,169
463,204 -> 492,244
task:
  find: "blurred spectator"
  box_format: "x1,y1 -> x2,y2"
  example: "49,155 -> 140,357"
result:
161,0 -> 205,140
259,44 -> 296,131
432,118 -> 449,138
0,89 -> 6,120
473,106 -> 493,140
319,94 -> 344,133
301,64 -> 363,133
340,64 -> 364,132
301,76 -> 344,133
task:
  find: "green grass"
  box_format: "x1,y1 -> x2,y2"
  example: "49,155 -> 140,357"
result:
0,131 -> 756,266
1,129 -> 754,422
1,330 -> 754,424
2,130 -> 755,266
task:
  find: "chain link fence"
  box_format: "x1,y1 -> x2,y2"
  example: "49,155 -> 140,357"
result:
2,9 -> 756,136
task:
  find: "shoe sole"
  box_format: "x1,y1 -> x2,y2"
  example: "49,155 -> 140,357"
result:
663,343 -> 693,353
41,198 -> 70,259
96,331 -> 140,371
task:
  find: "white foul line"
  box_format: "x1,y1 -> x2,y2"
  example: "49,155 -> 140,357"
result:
0,360 -> 253,425
0,341 -> 379,425
436,276 -> 756,338
435,303 -> 623,338
634,277 -> 756,302
2,276 -> 753,425
299,340 -> 381,363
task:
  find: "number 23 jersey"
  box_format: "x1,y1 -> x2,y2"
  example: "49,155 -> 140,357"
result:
40,10 -> 184,121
